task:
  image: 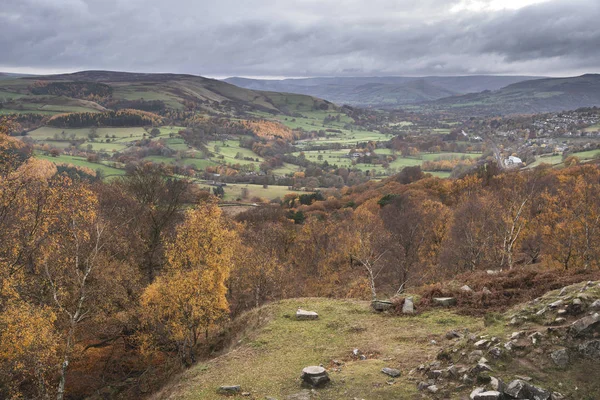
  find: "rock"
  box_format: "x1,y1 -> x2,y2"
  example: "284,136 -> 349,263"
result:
381,367 -> 401,378
285,390 -> 311,400
352,348 -> 360,356
550,348 -> 569,367
578,340 -> 600,359
471,362 -> 493,375
557,309 -> 567,315
444,365 -> 459,379
371,300 -> 393,312
427,385 -> 439,393
475,339 -> 490,348
301,366 -> 330,387
402,297 -> 415,314
529,331 -> 543,345
590,300 -> 600,311
478,357 -> 489,364
427,369 -> 442,380
417,381 -> 430,391
296,309 -> 319,320
490,376 -> 505,392
446,330 -> 461,340
549,300 -> 564,309
461,285 -> 474,292
504,380 -> 551,400
473,391 -> 502,400
510,331 -> 524,340
535,307 -> 547,316
551,392 -> 565,400
470,388 -> 485,399
488,347 -> 502,358
570,313 -> 600,337
558,287 -> 567,296
469,350 -> 484,362
482,287 -> 492,296
217,385 -> 241,395
554,317 -> 567,324
487,270 -> 501,275
433,297 -> 457,307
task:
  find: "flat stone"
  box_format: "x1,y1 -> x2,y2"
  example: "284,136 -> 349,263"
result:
402,297 -> 415,314
371,300 -> 394,312
550,348 -> 569,367
217,385 -> 241,395
296,309 -> 319,320
285,390 -> 311,400
549,299 -> 564,309
470,388 -> 485,399
433,297 -> 456,307
473,391 -> 502,400
475,339 -> 490,348
381,367 -> 401,378
461,285 -> 474,292
301,366 -> 330,387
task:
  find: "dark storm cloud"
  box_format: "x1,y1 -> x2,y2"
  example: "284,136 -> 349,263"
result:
0,0 -> 599,76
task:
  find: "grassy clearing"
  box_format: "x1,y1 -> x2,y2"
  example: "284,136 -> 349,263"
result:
151,298 -> 482,400
197,183 -> 303,201
529,149 -> 600,168
36,154 -> 125,177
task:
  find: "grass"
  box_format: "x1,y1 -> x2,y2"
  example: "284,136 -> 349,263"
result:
151,298 -> 482,400
529,149 -> 600,168
197,183 -> 303,201
36,154 -> 125,177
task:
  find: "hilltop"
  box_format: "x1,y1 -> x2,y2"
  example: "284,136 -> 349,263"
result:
145,276 -> 600,400
224,75 -> 541,107
425,74 -> 600,116
0,70 -> 333,115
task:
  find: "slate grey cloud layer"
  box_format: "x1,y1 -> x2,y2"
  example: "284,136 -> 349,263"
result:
0,0 -> 598,76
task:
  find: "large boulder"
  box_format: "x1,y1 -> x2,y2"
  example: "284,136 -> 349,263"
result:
569,313 -> 600,337
296,309 -> 319,320
433,297 -> 457,307
301,366 -> 330,387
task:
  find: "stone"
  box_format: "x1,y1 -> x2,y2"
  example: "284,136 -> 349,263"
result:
470,388 -> 485,399
433,297 -> 457,307
427,385 -> 439,393
570,313 -> 600,336
489,347 -> 502,358
285,390 -> 311,400
417,381 -> 430,391
578,340 -> 600,359
482,287 -> 492,296
557,309 -> 567,315
473,391 -> 502,400
554,317 -> 567,324
590,300 -> 600,311
490,376 -> 505,392
461,285 -> 474,292
535,307 -> 547,316
469,350 -> 484,362
381,367 -> 401,378
444,365 -> 459,379
510,331 -> 524,340
402,297 -> 415,314
471,362 -> 493,375
371,300 -> 393,312
487,270 -> 501,275
475,339 -> 490,348
549,300 -> 563,309
427,369 -> 442,379
550,348 -> 569,367
296,309 -> 319,320
505,380 -> 551,400
218,385 -> 241,395
301,366 -> 330,387
446,330 -> 461,340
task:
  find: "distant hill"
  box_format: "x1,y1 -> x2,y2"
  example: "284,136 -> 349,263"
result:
0,70 -> 334,115
224,75 -> 541,107
426,74 -> 600,115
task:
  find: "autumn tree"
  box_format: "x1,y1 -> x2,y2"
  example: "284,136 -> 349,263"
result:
138,201 -> 238,366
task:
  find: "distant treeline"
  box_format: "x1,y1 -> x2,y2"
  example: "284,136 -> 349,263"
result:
30,81 -> 113,99
106,99 -> 167,112
47,109 -> 163,128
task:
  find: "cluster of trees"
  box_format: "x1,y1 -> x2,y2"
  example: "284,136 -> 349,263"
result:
29,81 -> 113,101
47,109 -> 163,128
2,116 -> 600,398
105,99 -> 167,112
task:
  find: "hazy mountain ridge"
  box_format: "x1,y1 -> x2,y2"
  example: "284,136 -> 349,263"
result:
224,75 -> 542,106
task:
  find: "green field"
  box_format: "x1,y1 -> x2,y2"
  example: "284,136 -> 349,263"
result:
529,149 -> 600,168
37,154 -> 125,177
197,182 -> 303,201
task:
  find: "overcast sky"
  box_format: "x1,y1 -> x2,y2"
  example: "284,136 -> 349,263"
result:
1,0 -> 598,78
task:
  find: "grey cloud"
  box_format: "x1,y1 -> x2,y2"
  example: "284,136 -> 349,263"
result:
0,0 -> 599,77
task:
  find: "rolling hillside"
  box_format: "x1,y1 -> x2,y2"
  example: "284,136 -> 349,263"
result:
0,70 -> 334,115
426,74 -> 600,115
225,75 -> 541,107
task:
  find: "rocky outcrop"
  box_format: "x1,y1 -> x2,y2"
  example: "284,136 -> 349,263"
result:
381,367 -> 401,378
569,313 -> 600,336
